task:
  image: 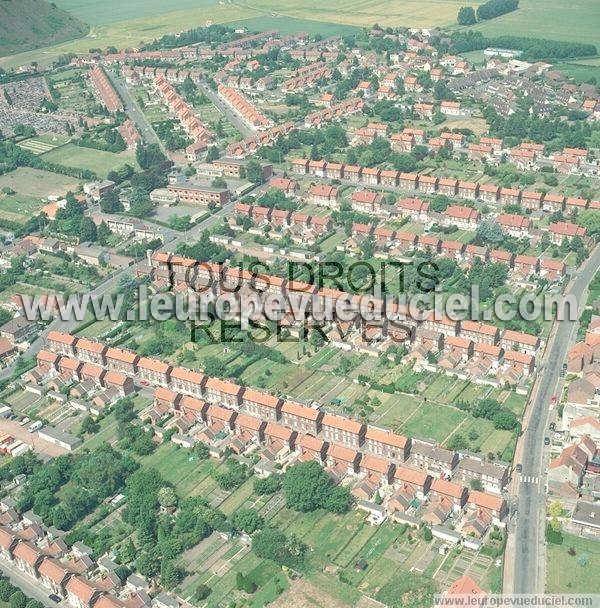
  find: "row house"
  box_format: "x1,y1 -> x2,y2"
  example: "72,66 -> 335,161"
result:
170,366 -> 205,398
440,240 -> 465,261
308,184 -> 339,208
391,132 -> 414,153
499,187 -> 521,206
500,329 -> 540,356
457,181 -> 479,201
565,197 -> 588,215
364,426 -> 410,461
418,175 -> 438,195
404,128 -> 425,144
496,213 -> 530,238
521,190 -> 543,211
380,169 -> 399,187
281,400 -> 323,435
514,254 -> 540,277
542,193 -> 565,213
410,440 -> 458,478
351,190 -> 384,214
393,465 -> 432,500
74,338 -> 107,366
38,557 -> 72,597
13,541 -> 43,578
263,422 -> 296,453
65,576 -> 101,608
235,413 -> 265,444
489,249 -> 514,268
205,378 -> 243,409
429,478 -> 468,512
478,183 -> 500,204
242,388 -> 282,422
442,205 -> 480,230
460,321 -> 500,345
396,198 -> 430,222
456,457 -> 510,494
105,347 -> 139,376
399,172 -> 419,192
268,177 -> 299,197
138,357 -> 172,387
464,244 -> 488,264
440,132 -> 464,149
467,490 -> 508,525
344,165 -> 362,182
327,444 -> 361,475
296,434 -> 328,464
48,331 -> 77,356
437,178 -> 458,197
321,413 -> 365,449
480,136 -> 503,151
548,221 -> 586,245
325,162 -> 344,180
414,102 -> 434,119
361,454 -> 394,484
205,403 -> 236,430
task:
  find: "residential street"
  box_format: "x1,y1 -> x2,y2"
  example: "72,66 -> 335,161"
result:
0,560 -> 62,608
509,244 -> 600,593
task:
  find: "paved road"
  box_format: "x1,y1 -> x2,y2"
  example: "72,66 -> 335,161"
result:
198,81 -> 253,138
105,69 -> 167,154
0,559 -> 64,608
511,244 -> 600,593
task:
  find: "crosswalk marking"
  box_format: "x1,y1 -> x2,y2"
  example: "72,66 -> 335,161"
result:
520,475 -> 539,484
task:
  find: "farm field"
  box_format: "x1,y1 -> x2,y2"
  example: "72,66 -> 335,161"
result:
41,143 -> 138,177
17,134 -> 70,155
462,0 -> 600,50
230,0 -> 485,28
0,167 -> 82,198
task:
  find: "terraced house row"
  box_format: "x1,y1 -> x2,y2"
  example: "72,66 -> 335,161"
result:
88,66 -> 122,114
40,331 -> 510,516
154,76 -> 213,146
217,84 -> 272,131
291,158 -> 600,214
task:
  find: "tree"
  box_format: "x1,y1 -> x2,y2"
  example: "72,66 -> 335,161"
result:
447,433 -> 468,451
129,188 -> 154,218
245,159 -> 264,184
457,6 -> 477,24
81,416 -> 99,435
254,475 -> 281,495
158,487 -> 178,509
236,572 -> 257,594
194,584 -> 211,601
100,189 -> 123,213
232,508 -> 264,534
470,479 -> 484,491
422,526 -> 433,541
283,461 -> 352,513
9,591 -> 27,608
79,216 -> 97,242
548,501 -> 563,518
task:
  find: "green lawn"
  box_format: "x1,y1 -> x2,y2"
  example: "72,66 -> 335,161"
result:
41,143 -> 138,178
0,167 -> 82,198
0,193 -> 46,224
546,532 -> 600,593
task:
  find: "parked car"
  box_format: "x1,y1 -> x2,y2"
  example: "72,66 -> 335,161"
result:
516,463 -> 523,472
19,417 -> 30,426
544,437 -> 551,446
48,594 -> 61,603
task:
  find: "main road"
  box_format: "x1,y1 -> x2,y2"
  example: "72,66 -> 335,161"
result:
510,244 -> 600,593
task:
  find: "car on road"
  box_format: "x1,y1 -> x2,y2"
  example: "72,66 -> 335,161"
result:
49,594 -> 61,603
516,463 -> 522,472
550,395 -> 557,403
544,437 -> 551,446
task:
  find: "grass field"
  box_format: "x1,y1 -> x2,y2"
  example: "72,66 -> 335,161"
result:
17,135 -> 70,155
0,167 -> 82,198
0,193 -> 47,224
546,532 -> 600,593
41,143 -> 138,177
461,0 -> 600,50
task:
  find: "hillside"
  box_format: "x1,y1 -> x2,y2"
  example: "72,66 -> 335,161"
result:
0,0 -> 89,57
